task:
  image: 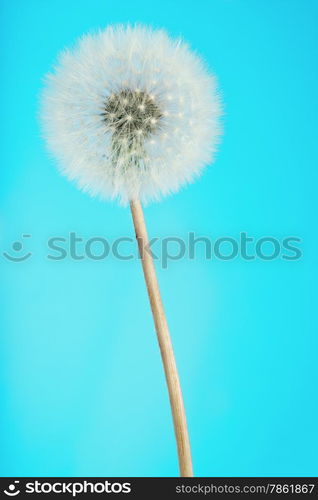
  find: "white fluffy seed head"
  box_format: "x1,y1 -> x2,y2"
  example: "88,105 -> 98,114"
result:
41,24 -> 222,205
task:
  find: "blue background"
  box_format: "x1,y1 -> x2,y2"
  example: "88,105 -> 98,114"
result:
1,0 -> 317,477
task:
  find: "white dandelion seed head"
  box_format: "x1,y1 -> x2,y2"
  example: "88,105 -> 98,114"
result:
41,24 -> 222,205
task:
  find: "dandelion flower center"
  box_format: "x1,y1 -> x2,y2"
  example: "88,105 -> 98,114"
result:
104,89 -> 162,139
103,88 -> 163,168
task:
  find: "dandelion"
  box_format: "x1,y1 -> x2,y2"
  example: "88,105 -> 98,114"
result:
41,24 -> 222,477
41,24 -> 221,204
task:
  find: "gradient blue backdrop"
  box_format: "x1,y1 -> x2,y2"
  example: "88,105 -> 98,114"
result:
1,0 -> 317,477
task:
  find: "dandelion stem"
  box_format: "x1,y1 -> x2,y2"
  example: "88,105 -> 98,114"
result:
130,199 -> 193,477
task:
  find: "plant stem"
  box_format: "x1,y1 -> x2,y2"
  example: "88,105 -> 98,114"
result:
130,199 -> 193,477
